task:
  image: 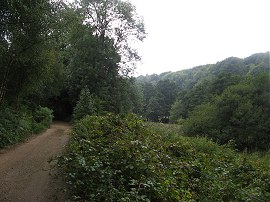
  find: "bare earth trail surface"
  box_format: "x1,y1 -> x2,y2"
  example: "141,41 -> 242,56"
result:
0,122 -> 71,202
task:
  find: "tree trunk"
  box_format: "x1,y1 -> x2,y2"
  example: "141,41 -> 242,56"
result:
0,59 -> 12,105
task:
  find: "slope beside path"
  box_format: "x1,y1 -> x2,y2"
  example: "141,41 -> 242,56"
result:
0,122 -> 71,202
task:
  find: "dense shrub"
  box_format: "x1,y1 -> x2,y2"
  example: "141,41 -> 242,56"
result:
0,105 -> 54,149
60,114 -> 270,201
183,73 -> 270,151
60,114 -> 193,201
32,106 -> 54,133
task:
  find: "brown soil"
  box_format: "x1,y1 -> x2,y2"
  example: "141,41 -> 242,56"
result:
0,122 -> 71,202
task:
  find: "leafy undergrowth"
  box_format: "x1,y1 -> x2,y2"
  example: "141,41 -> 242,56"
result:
0,105 -> 53,149
60,114 -> 270,201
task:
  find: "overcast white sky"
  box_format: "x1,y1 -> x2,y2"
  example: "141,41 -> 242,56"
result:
130,0 -> 270,75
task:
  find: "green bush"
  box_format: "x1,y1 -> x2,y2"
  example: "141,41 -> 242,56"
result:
60,114 -> 194,201
60,114 -> 270,201
0,105 -> 53,149
32,106 -> 54,133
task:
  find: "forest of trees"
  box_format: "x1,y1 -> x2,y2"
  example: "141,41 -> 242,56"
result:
137,52 -> 270,151
1,1 -> 270,200
1,0 -> 269,151
0,0 -> 145,147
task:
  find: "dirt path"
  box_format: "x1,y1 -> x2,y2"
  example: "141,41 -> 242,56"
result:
0,122 -> 71,202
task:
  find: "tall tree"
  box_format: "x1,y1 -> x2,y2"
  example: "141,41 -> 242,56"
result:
0,0 -> 61,105
169,99 -> 184,123
66,23 -> 120,104
64,0 -> 145,115
155,79 -> 177,122
80,0 -> 146,75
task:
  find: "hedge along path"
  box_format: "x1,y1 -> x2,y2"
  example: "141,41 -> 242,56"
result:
0,122 -> 71,202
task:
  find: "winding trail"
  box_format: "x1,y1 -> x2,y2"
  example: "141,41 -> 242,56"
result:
0,122 -> 71,202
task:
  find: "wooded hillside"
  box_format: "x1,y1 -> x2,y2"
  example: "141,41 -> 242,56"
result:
136,52 -> 270,151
